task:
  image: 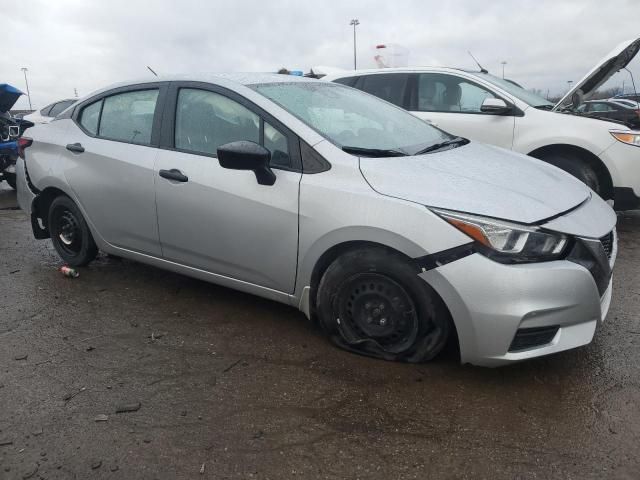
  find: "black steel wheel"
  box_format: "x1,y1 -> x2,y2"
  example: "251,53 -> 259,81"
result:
48,195 -> 98,266
317,247 -> 452,363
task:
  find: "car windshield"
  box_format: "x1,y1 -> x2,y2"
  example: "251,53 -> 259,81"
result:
468,72 -> 554,108
251,82 -> 452,156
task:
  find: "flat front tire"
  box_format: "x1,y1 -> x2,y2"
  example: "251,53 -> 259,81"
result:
48,196 -> 98,267
316,247 -> 451,363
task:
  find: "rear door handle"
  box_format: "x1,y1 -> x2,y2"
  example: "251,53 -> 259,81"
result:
159,168 -> 188,183
66,143 -> 85,153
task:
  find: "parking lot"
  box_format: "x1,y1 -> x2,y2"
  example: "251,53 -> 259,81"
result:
0,182 -> 639,479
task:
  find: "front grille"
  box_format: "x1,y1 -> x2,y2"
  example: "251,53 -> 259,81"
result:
566,237 -> 612,296
509,326 -> 560,352
600,231 -> 613,259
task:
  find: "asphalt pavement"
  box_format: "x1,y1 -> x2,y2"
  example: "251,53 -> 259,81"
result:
1,183 -> 639,479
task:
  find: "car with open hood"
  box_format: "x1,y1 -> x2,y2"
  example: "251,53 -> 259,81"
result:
323,36 -> 640,210
16,74 -> 616,367
0,84 -> 33,189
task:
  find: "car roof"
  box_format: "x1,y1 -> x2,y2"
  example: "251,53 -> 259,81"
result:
76,73 -> 318,104
323,66 -> 480,78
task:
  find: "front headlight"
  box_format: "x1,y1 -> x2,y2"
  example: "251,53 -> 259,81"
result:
432,209 -> 570,263
610,130 -> 640,147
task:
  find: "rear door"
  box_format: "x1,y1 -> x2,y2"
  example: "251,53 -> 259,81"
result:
407,72 -> 516,149
63,83 -> 168,256
154,82 -> 301,293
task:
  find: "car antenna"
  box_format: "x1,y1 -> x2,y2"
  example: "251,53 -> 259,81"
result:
467,51 -> 488,74
147,66 -> 159,77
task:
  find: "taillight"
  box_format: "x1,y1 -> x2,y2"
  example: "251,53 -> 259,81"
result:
18,137 -> 33,159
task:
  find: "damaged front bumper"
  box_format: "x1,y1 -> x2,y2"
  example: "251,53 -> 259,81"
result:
421,230 -> 617,367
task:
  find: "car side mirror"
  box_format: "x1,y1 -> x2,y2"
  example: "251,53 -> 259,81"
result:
217,141 -> 276,186
480,98 -> 511,114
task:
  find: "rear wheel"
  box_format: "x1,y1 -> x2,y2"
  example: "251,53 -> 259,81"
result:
316,247 -> 451,363
48,196 -> 98,267
536,150 -> 601,195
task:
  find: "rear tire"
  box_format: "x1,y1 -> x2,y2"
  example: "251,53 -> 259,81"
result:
316,247 -> 451,363
5,172 -> 16,190
537,151 -> 601,195
48,195 -> 98,267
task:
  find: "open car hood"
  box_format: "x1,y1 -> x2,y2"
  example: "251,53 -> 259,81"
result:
553,36 -> 640,111
0,84 -> 23,113
359,143 -> 591,225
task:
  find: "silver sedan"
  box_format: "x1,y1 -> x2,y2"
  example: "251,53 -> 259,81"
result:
16,74 -> 617,366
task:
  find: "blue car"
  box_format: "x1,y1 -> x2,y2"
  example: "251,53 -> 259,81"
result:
1,84 -> 33,189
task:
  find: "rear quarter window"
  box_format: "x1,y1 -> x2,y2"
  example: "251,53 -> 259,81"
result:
79,100 -> 102,135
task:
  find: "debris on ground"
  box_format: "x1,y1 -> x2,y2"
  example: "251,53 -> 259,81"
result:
94,414 -> 108,422
200,463 -> 206,474
21,464 -> 38,479
63,387 -> 86,402
91,460 -> 102,470
115,402 -> 141,413
0,439 -> 13,446
85,346 -> 95,352
14,354 -> 28,361
59,265 -> 80,278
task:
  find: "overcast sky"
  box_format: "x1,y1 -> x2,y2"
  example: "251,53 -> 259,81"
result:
3,0 -> 640,109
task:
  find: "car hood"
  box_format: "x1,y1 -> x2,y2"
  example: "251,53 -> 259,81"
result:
359,142 -> 591,224
553,36 -> 640,111
0,84 -> 24,113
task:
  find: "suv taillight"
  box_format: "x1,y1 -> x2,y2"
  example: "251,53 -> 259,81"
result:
18,137 -> 33,159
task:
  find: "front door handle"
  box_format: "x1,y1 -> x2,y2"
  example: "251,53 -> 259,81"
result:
66,143 -> 85,153
159,168 -> 189,183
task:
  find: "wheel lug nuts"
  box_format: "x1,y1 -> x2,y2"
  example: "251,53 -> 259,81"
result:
379,318 -> 387,326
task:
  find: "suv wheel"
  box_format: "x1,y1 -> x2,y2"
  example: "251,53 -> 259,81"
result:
48,195 -> 98,266
316,247 -> 451,363
538,151 -> 601,195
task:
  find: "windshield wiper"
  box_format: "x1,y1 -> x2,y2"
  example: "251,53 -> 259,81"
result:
342,146 -> 409,157
414,137 -> 469,155
534,104 -> 554,110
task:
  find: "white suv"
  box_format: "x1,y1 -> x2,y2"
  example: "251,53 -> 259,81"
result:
324,37 -> 640,210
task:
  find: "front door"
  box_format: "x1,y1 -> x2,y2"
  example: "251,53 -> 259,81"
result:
154,84 -> 301,293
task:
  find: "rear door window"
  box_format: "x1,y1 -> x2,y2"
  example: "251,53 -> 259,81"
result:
98,89 -> 159,145
356,74 -> 409,107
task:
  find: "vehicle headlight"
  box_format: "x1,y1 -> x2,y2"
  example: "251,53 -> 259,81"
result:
610,130 -> 640,147
432,209 -> 570,263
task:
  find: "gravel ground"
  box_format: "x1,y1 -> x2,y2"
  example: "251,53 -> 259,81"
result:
1,183 -> 639,479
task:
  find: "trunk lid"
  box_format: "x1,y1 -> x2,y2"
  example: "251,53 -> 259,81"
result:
0,84 -> 24,113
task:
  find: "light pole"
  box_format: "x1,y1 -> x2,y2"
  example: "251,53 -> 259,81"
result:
501,61 -> 507,79
350,19 -> 360,70
21,67 -> 32,110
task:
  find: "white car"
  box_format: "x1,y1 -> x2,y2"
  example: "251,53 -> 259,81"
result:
323,37 -> 640,210
23,98 -> 77,125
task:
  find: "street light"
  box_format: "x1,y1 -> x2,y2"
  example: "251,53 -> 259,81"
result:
501,61 -> 507,79
350,19 -> 360,70
20,67 -> 32,110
